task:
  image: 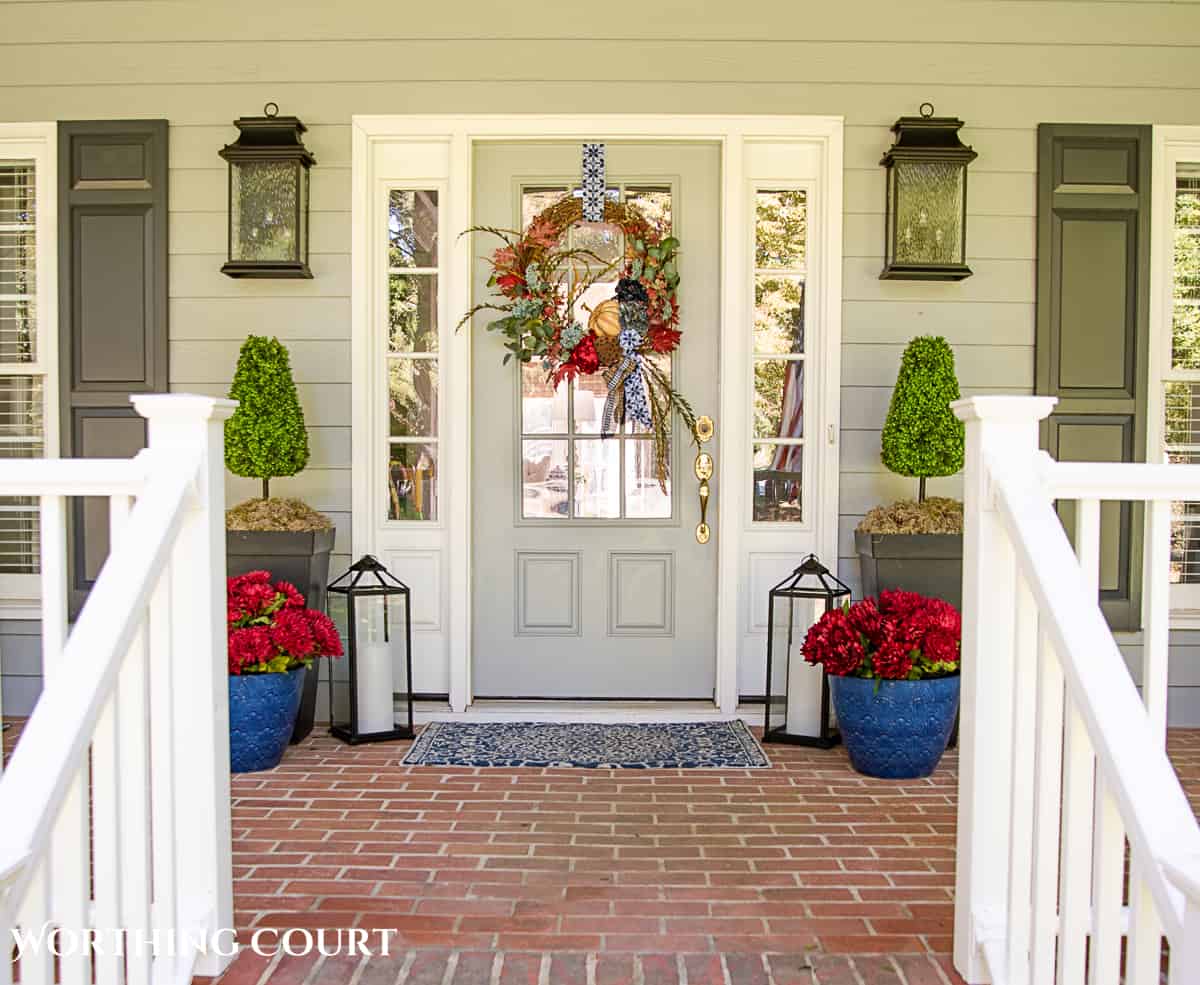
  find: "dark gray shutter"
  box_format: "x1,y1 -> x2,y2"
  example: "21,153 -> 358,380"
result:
1035,123 -> 1151,631
58,121 -> 169,614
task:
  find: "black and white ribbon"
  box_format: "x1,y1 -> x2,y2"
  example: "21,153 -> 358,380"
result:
581,143 -> 606,222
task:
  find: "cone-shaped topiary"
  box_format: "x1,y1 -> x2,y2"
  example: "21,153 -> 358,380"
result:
880,336 -> 964,502
225,336 -> 310,500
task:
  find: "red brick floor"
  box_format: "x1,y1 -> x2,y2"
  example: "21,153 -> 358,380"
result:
6,724 -> 1198,984
215,729 -> 1200,985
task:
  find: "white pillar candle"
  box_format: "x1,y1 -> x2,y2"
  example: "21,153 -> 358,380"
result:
357,641 -> 395,734
784,600 -> 826,736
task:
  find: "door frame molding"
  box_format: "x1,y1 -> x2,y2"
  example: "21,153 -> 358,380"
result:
352,115 -> 844,714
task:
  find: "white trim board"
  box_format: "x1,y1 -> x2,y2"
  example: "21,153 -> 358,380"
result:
1150,126 -> 1200,624
352,115 -> 844,717
0,123 -> 58,618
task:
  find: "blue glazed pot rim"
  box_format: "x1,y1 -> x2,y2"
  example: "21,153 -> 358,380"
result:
830,673 -> 959,683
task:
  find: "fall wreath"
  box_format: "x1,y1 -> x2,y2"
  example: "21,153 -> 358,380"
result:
459,196 -> 696,488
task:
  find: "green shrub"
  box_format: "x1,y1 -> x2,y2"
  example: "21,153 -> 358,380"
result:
225,336 -> 309,500
880,336 -> 964,501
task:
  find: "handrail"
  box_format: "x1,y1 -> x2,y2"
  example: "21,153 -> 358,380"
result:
0,452 -> 198,912
1036,454 -> 1200,501
992,462 -> 1200,935
0,453 -> 151,497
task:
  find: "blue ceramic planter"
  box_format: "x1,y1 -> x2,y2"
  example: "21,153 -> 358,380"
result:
228,668 -> 306,773
830,675 -> 960,779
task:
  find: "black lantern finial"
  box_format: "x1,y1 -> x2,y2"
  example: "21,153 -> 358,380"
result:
218,104 -> 316,279
880,105 -> 977,281
763,554 -> 852,747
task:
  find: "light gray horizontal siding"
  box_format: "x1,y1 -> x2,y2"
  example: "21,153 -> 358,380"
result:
4,0 -> 1200,718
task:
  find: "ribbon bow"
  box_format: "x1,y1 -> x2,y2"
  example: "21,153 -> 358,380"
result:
601,326 -> 653,437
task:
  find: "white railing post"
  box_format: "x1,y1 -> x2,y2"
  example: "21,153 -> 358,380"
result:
132,394 -> 237,977
951,395 -> 1057,984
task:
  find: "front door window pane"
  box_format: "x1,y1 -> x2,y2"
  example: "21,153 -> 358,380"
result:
522,439 -> 569,518
574,440 -> 620,518
626,439 -> 671,518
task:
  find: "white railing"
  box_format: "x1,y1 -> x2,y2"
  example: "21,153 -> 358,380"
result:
0,395 -> 238,985
953,396 -> 1200,985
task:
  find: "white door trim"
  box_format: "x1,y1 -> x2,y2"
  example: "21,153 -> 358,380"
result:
352,115 -> 844,715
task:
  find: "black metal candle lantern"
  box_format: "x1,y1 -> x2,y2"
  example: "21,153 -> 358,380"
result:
763,554 -> 851,747
218,103 -> 315,279
880,103 -> 977,281
326,555 -> 414,744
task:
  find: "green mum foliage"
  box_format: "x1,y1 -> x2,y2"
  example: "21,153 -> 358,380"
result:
880,336 -> 965,481
225,336 -> 309,498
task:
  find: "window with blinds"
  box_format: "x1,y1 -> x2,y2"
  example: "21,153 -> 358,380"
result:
0,161 -> 44,575
1165,168 -> 1200,585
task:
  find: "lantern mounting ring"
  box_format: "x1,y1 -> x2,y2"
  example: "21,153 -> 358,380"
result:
263,101 -> 280,118
919,102 -> 935,118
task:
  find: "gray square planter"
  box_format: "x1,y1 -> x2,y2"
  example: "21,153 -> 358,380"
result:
855,531 -> 963,609
226,526 -> 336,743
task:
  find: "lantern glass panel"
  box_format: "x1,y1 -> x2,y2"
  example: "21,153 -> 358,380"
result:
892,160 -> 965,267
230,160 -> 300,263
349,593 -> 406,735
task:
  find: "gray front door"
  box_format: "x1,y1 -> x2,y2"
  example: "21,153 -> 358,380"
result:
471,142 -> 721,699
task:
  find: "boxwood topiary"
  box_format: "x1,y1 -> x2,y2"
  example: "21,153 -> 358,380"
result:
880,336 -> 964,502
225,336 -> 309,500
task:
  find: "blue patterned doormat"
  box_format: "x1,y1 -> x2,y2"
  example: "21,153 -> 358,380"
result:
401,720 -> 770,769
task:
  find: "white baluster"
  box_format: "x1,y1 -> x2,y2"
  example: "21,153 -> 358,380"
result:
1005,571 -> 1038,985
13,861 -> 52,985
1126,857 -> 1163,985
1142,498 -> 1171,740
147,565 -> 177,985
1030,630 -> 1064,985
40,493 -> 90,985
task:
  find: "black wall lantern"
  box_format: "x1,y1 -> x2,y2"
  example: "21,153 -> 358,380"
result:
218,102 -> 315,279
326,555 -> 414,743
763,555 -> 851,748
880,103 -> 977,281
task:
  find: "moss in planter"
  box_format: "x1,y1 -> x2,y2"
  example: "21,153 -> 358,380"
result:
857,496 -> 963,535
226,497 -> 333,532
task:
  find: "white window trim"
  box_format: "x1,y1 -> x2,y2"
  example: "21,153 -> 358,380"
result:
0,123 -> 58,620
352,116 -> 844,714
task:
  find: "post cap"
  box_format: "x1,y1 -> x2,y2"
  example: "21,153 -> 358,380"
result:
132,393 -> 238,423
951,395 -> 1057,424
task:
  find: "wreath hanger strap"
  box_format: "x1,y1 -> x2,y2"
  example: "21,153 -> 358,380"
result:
580,143 -> 606,222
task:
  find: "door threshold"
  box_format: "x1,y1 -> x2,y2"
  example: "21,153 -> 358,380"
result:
414,699 -> 759,724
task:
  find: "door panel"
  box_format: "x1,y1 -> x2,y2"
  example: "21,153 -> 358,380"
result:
471,142 -> 721,699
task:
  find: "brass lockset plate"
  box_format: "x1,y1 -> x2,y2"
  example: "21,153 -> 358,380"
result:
694,416 -> 714,443
694,451 -> 714,481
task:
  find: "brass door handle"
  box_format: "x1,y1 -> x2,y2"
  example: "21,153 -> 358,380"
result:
694,416 -> 714,544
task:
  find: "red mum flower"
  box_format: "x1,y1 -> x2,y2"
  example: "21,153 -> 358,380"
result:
872,638 -> 914,680
802,607 -> 866,677
846,597 -> 882,646
228,626 -> 274,675
922,629 -> 960,668
269,607 -> 315,660
305,610 -> 343,657
879,589 -> 925,619
275,580 -> 305,609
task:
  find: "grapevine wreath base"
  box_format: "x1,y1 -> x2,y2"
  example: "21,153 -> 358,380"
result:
460,196 -> 697,488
